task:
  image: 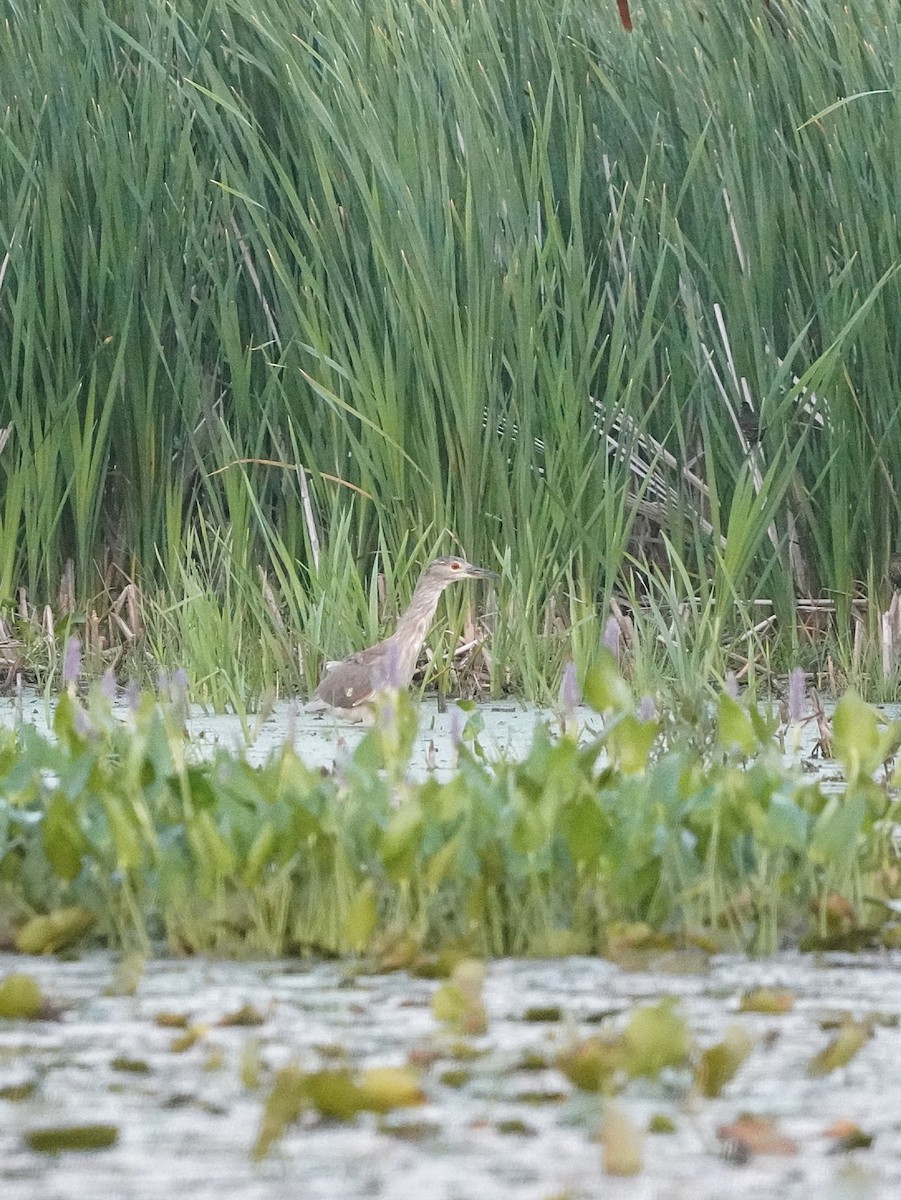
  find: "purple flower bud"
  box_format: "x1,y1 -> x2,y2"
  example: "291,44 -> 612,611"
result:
383,641 -> 403,690
62,637 -> 81,686
787,667 -> 806,724
559,661 -> 580,715
724,671 -> 740,698
285,701 -> 297,746
602,617 -> 622,660
376,691 -> 396,734
637,694 -> 657,723
99,668 -> 117,703
72,702 -> 94,740
170,668 -> 189,705
449,704 -> 463,749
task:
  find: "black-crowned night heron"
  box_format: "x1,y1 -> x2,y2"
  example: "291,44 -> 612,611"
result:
305,555 -> 497,721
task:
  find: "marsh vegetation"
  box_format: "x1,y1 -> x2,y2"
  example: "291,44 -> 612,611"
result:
2,1 -> 901,704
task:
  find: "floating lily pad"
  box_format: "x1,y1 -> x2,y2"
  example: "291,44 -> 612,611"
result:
0,1079 -> 38,1101
648,1113 -> 676,1134
0,972 -> 43,1019
557,1035 -> 624,1092
808,1020 -> 871,1077
739,987 -> 795,1014
523,1005 -> 562,1022
432,960 -> 487,1035
217,1003 -> 265,1027
623,1000 -> 691,1078
25,1124 -> 118,1153
110,1056 -> 150,1074
15,907 -> 94,955
695,1025 -> 753,1097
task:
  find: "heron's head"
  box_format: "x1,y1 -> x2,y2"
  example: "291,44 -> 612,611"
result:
424,556 -> 498,585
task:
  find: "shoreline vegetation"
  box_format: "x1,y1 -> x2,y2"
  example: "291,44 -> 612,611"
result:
2,1 -> 901,705
0,651 -> 898,961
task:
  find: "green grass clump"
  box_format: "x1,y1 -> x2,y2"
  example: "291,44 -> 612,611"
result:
2,2 -> 901,698
0,656 -> 897,959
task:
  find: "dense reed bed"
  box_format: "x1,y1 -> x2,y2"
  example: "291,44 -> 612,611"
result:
2,0 -> 900,699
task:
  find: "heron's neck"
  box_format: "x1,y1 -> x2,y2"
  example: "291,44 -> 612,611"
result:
383,576 -> 449,686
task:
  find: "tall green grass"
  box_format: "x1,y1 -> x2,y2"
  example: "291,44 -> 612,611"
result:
1,0 -> 900,698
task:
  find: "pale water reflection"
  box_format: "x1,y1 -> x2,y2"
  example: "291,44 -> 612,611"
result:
1,952 -> 900,1200
0,690 -> 857,780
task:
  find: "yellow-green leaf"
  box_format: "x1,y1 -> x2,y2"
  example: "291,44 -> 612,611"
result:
15,907 -> 94,955
808,1020 -> 871,1077
0,973 -> 43,1019
695,1025 -> 753,1097
717,694 -> 757,756
252,1066 -> 307,1160
343,879 -> 378,953
583,651 -> 632,716
623,1000 -> 691,1078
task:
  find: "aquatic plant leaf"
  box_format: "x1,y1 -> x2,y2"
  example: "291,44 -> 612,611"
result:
583,652 -> 632,716
695,1025 -> 753,1097
252,1066 -> 307,1160
601,1103 -> 643,1175
184,765 -> 219,811
648,1113 -> 676,1134
807,1020 -> 871,1077
716,694 -> 757,756
832,690 -> 888,781
512,806 -> 550,855
154,1011 -> 189,1028
303,1068 -> 367,1119
189,810 -> 237,878
243,821 -> 278,887
42,793 -> 88,882
15,907 -> 94,955
25,1124 -> 118,1153
717,1114 -> 797,1157
379,801 -> 423,882
557,1035 -> 624,1092
739,987 -> 794,1014
170,1024 -> 206,1052
606,714 -> 658,774
563,794 -> 605,866
110,1056 -> 150,1074
343,879 -> 378,952
217,1004 -> 265,1027
0,1080 -> 38,1101
623,1000 -> 690,1078
758,798 -> 809,852
432,960 -> 487,1035
356,1066 -> 424,1113
809,793 -> 867,865
433,775 -> 467,823
425,832 -> 462,889
825,1119 -> 874,1151
0,972 -> 43,1019
103,797 -> 143,871
240,1037 -> 262,1090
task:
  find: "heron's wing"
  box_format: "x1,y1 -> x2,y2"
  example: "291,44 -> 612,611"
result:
312,646 -> 387,710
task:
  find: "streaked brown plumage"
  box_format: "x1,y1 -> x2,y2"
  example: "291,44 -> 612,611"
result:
305,556 -> 497,721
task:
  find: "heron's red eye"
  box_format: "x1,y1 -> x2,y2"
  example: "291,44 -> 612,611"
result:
451,561 -> 460,569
